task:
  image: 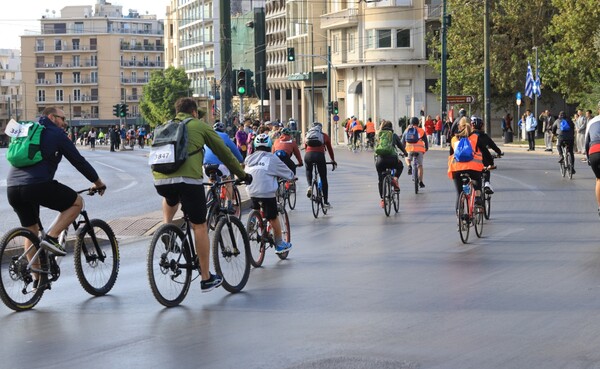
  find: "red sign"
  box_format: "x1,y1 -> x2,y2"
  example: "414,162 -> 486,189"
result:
447,95 -> 475,104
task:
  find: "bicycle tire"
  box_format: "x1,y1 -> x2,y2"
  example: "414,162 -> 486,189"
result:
232,185 -> 242,218
287,180 -> 297,210
74,219 -> 120,296
276,181 -> 286,210
413,163 -> 419,194
458,192 -> 470,244
474,206 -> 484,238
0,228 -> 45,311
277,207 -> 291,260
311,181 -> 320,218
383,175 -> 392,216
393,181 -> 400,213
147,224 -> 191,307
566,152 -> 573,179
246,210 -> 266,268
560,160 -> 566,177
212,216 -> 250,293
483,191 -> 491,220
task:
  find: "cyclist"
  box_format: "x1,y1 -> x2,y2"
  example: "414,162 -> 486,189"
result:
152,98 -> 252,292
304,122 -> 337,209
584,101 -> 600,217
6,107 -> 106,287
449,108 -> 468,142
350,116 -> 364,150
365,117 -> 376,149
245,133 -> 295,253
272,127 -> 304,175
402,116 -> 429,188
552,111 -> 576,174
375,120 -> 409,208
470,116 -> 503,194
448,117 -> 486,210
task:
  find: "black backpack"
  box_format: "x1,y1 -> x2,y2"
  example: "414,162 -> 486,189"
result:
148,118 -> 202,174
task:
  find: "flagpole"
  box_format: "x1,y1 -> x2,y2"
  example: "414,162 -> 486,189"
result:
533,46 -> 538,137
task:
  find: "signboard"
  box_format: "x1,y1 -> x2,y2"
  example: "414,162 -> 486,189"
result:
333,115 -> 339,122
447,95 -> 475,104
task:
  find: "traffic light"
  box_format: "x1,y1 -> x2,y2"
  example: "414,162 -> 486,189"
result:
333,101 -> 339,115
246,69 -> 255,97
113,104 -> 119,117
287,47 -> 295,62
231,69 -> 238,96
327,101 -> 333,115
237,69 -> 247,96
120,104 -> 128,117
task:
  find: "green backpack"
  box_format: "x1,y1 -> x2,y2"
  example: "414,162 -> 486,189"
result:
375,130 -> 395,156
6,121 -> 45,168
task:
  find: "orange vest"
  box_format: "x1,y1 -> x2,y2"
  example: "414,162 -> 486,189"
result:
405,127 -> 426,153
365,121 -> 376,133
447,134 -> 484,178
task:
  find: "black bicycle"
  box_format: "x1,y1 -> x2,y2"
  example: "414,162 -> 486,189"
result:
309,162 -> 336,219
276,177 -> 298,211
246,201 -> 291,267
0,187 -> 119,311
558,141 -> 574,179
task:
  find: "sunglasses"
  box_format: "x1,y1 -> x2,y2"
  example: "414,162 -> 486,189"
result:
54,114 -> 66,120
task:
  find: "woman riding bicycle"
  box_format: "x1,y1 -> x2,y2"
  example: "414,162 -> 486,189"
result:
448,118 -> 485,209
552,111 -> 576,174
374,120 -> 408,208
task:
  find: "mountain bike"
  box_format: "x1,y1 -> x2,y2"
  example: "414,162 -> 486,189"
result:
309,162 -> 336,219
456,172 -> 484,244
0,187 -> 119,311
276,177 -> 297,211
147,177 -> 250,308
559,141 -> 574,179
246,201 -> 291,267
204,164 -> 242,231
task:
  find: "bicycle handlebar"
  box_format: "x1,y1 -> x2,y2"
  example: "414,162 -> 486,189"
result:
78,185 -> 107,196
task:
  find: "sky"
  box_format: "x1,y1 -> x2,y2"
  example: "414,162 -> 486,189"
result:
0,0 -> 168,50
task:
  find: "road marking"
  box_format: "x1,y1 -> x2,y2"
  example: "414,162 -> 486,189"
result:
94,160 -> 126,173
494,173 -> 545,196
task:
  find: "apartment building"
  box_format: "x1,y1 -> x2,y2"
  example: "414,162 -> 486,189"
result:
0,49 -> 22,146
20,1 -> 164,128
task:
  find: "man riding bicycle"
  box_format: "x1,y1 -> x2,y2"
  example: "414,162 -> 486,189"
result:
402,116 -> 429,188
552,111 -> 576,175
374,120 -> 408,208
304,122 -> 337,209
470,116 -> 503,193
272,127 -> 304,175
6,107 -> 107,286
365,117 -> 376,149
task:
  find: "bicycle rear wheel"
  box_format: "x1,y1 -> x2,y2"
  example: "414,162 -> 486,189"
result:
413,164 -> 419,194
392,181 -> 400,213
246,210 -> 266,267
287,180 -> 297,210
74,219 -> 120,296
474,206 -> 484,238
147,224 -> 191,307
276,181 -> 286,210
0,228 -> 45,311
311,181 -> 320,218
383,176 -> 392,217
212,216 -> 250,293
457,193 -> 470,244
277,207 -> 291,260
483,191 -> 491,220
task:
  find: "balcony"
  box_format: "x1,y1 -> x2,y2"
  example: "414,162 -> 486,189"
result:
120,43 -> 164,52
35,45 -> 96,53
320,8 -> 359,30
424,3 -> 442,21
120,61 -> 164,68
121,78 -> 150,84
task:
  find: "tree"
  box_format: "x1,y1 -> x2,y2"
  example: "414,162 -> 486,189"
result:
139,67 -> 192,128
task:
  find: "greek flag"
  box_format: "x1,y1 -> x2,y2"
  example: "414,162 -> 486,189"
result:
534,67 -> 541,97
525,61 -> 534,99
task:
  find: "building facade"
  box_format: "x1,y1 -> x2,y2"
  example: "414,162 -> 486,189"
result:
0,49 -> 22,145
20,1 -> 164,127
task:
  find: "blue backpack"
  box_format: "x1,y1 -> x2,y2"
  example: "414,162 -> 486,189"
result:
454,137 -> 474,162
560,119 -> 570,132
405,127 -> 420,143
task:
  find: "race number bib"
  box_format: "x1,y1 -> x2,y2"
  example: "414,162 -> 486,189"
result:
148,144 -> 175,165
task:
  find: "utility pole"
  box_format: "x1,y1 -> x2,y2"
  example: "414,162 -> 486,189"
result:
440,0 -> 448,125
327,45 -> 331,135
220,1 -> 232,125
484,0 -> 491,134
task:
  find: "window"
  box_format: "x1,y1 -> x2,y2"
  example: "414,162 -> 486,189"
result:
56,90 -> 64,102
73,72 -> 81,83
36,39 -> 44,52
74,22 -> 84,33
377,30 -> 391,48
348,32 -> 355,52
396,29 -> 410,48
37,90 -> 45,102
54,39 -> 62,51
333,35 -> 339,53
72,39 -> 80,50
91,71 -> 98,83
72,55 -> 80,67
73,89 -> 81,101
55,72 -> 63,84
90,55 -> 97,67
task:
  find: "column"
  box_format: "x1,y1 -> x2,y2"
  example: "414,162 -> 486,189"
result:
269,90 -> 276,123
291,88 -> 299,122
279,88 -> 287,122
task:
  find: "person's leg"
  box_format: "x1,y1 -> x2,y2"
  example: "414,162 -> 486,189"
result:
316,156 -> 329,203
375,156 -> 386,198
596,179 -> 600,210
568,141 -> 575,170
304,154 -> 314,187
191,222 -> 211,280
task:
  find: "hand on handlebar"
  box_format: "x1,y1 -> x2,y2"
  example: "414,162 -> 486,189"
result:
90,183 -> 107,196
332,161 -> 338,171
297,163 -> 304,167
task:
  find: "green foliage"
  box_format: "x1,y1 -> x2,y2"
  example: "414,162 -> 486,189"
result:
140,67 -> 192,128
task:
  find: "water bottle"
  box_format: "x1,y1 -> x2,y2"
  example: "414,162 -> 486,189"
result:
462,183 -> 471,195
318,179 -> 322,191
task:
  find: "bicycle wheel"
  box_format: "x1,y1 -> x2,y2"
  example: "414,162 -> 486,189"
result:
246,210 -> 266,268
231,185 -> 242,218
321,186 -> 329,215
474,206 -> 484,238
147,224 -> 191,307
413,164 -> 419,194
392,181 -> 400,213
383,176 -> 392,216
74,219 -> 120,296
457,193 -> 470,244
212,216 -> 250,293
566,152 -> 573,179
483,191 -> 491,220
560,160 -> 566,177
0,228 -> 45,311
287,180 -> 297,210
311,181 -> 320,218
276,181 -> 286,210
277,207 -> 291,260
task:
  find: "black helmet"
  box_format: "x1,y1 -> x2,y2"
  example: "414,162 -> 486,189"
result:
281,127 -> 291,135
312,121 -> 323,127
459,108 -> 467,117
470,116 -> 483,129
213,121 -> 225,132
410,117 -> 420,126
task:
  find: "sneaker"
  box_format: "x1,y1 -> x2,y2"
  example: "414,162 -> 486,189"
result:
275,241 -> 292,254
407,166 -> 412,176
572,169 -> 576,174
380,199 -> 385,208
200,273 -> 223,293
475,196 -> 483,206
419,181 -> 425,188
484,182 -> 494,194
558,158 -> 564,163
40,236 -> 66,256
392,178 -> 400,191
306,188 -> 312,199
323,202 -> 332,209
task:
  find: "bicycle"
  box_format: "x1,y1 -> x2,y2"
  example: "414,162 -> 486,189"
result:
246,201 -> 291,267
147,177 -> 250,307
408,152 -> 421,194
482,161 -> 500,220
381,167 -> 400,217
309,162 -> 336,219
456,172 -> 484,244
365,133 -> 375,151
204,164 -> 242,231
558,141 -> 574,179
0,187 -> 119,311
276,177 -> 298,211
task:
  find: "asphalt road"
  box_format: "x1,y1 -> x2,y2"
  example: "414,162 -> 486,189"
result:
1,143 -> 600,369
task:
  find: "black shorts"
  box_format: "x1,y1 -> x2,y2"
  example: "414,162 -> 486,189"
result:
589,152 -> 600,179
155,183 -> 207,224
250,197 -> 278,220
7,180 -> 78,227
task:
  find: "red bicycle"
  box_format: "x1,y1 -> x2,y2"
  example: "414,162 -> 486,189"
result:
456,172 -> 484,243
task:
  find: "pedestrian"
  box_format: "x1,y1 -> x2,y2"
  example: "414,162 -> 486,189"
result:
120,124 -> 126,150
435,115 -> 443,146
525,109 -> 537,151
540,110 -> 554,152
584,102 -> 600,217
89,127 -> 96,150
576,109 -> 588,155
235,120 -> 249,159
424,114 -> 435,146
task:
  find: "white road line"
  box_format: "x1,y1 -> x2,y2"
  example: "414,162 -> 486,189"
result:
94,160 -> 126,173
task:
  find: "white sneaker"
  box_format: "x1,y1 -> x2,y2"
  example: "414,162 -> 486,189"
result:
484,182 -> 494,194
323,202 -> 332,209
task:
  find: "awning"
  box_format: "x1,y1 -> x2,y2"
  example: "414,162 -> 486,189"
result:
348,81 -> 362,94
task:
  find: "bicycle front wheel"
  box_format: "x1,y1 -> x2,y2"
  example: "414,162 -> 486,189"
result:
231,185 -> 242,218
311,181 -> 320,218
560,160 -> 566,177
383,176 -> 392,217
413,165 -> 419,194
458,193 -> 470,244
147,224 -> 191,307
277,207 -> 291,260
393,181 -> 400,213
246,211 -> 266,268
74,219 -> 120,296
212,216 -> 250,293
566,152 -> 574,179
483,191 -> 491,220
0,228 -> 45,311
287,180 -> 297,210
474,206 -> 484,238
